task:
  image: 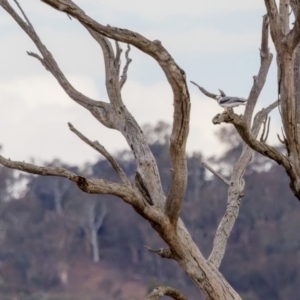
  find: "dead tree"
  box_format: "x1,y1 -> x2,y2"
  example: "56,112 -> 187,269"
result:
80,200 -> 108,263
199,1 -> 300,203
0,0 -> 296,299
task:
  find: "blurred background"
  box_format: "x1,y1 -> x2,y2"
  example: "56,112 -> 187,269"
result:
0,123 -> 299,300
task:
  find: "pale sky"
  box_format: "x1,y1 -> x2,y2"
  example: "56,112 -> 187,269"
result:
0,1 -> 281,166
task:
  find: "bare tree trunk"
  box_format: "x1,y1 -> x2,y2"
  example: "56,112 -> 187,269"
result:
81,201 -> 107,263
53,180 -> 70,215
2,0 -> 296,298
90,227 -> 99,263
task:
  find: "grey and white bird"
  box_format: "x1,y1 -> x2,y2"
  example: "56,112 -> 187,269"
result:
216,95 -> 247,110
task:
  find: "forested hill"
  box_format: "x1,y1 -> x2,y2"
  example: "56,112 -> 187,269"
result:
0,122 -> 300,300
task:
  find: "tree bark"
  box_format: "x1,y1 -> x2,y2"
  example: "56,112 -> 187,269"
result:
1,1 -> 288,299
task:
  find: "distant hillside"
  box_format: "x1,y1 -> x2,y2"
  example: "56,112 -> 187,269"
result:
0,123 -> 299,300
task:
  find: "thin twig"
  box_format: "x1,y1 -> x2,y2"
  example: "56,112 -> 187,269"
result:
277,133 -> 285,144
264,116 -> 271,142
68,123 -> 130,185
13,0 -> 32,27
202,162 -> 230,186
260,116 -> 268,141
281,126 -> 287,140
27,51 -> 49,71
260,116 -> 271,143
115,40 -> 122,68
120,44 -> 132,89
145,246 -> 173,259
252,99 -> 280,135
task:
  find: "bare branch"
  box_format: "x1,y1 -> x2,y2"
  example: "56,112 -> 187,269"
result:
1,0 -> 166,208
68,122 -> 130,185
50,3 -> 169,209
208,15 -> 274,268
40,0 -> 190,226
0,154 -> 132,197
252,99 -> 280,135
202,162 -> 230,186
288,0 -> 300,49
13,0 -> 32,26
261,15 -> 270,55
84,27 -> 124,111
0,0 -> 117,131
115,40 -> 122,68
120,44 -> 132,89
260,116 -> 271,143
279,0 -> 290,35
190,81 -> 219,100
146,286 -> 188,300
294,46 -> 300,126
244,15 -> 273,127
277,132 -> 286,144
145,246 -> 173,259
1,1 -> 245,297
264,116 -> 271,143
264,0 -> 281,47
208,98 -> 287,266
213,111 -> 290,168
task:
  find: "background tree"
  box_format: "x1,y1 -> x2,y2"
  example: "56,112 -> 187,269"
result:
1,0 -> 300,299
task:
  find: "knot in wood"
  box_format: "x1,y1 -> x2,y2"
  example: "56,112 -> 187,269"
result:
74,176 -> 89,190
153,39 -> 162,46
212,114 -> 222,125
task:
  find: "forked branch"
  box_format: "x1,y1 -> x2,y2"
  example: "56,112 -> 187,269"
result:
1,0 -> 167,208
68,122 -> 130,185
1,1 -> 244,298
41,0 -> 190,224
263,0 -> 281,46
213,110 -> 289,168
0,0 -> 112,120
194,15 -> 274,269
0,155 -> 130,197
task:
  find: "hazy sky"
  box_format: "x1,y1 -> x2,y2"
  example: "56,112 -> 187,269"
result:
0,1 -> 281,165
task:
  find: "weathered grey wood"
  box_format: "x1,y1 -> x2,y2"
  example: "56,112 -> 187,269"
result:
207,1 -> 300,200
192,15 -> 273,269
39,0 -> 191,225
0,1 -> 242,298
146,286 -> 188,300
68,123 -> 130,185
202,162 -> 230,186
5,0 -> 299,299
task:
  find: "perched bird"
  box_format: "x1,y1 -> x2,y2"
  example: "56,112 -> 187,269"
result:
216,95 -> 247,110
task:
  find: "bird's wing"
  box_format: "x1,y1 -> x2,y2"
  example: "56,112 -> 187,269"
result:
218,97 -> 247,105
